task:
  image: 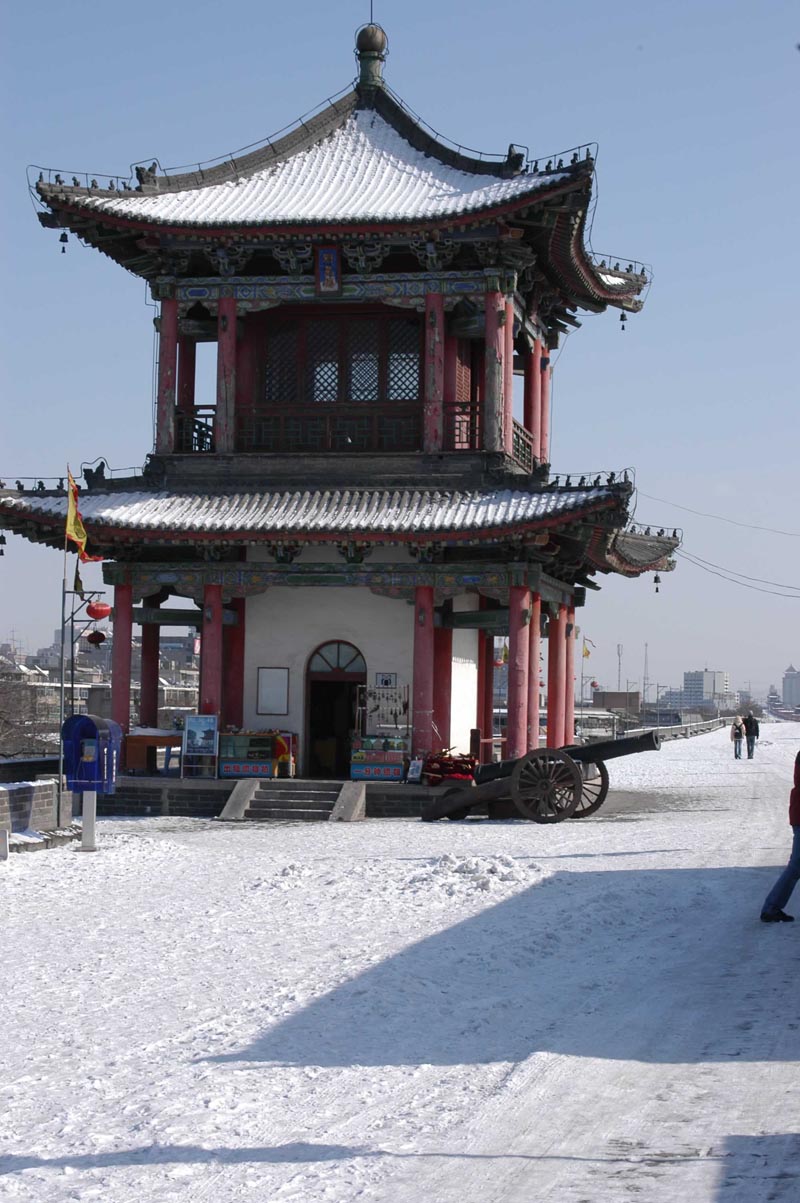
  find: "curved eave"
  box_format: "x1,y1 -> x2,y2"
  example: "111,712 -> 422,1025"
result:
586,529 -> 679,577
36,171 -> 585,242
0,488 -> 627,555
545,210 -> 647,314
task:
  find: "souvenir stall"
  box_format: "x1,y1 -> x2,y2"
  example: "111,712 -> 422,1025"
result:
350,685 -> 411,781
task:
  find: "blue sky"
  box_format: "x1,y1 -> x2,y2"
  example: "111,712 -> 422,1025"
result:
1,1 -> 798,697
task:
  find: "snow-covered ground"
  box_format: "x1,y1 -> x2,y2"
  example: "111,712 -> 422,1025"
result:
2,723 -> 799,1202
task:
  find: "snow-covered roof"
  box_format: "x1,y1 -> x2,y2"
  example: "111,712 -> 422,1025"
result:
47,110 -> 566,228
1,485 -> 615,538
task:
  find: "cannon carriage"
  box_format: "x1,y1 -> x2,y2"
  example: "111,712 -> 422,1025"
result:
420,731 -> 660,823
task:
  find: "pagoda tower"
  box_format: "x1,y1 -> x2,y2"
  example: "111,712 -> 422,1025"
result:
1,24 -> 678,776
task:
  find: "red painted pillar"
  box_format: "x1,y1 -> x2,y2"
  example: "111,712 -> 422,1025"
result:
527,591 -> 541,749
216,296 -> 237,453
139,609 -> 160,729
222,597 -> 245,730
111,581 -> 133,734
412,585 -> 435,756
524,339 -> 543,460
176,336 -> 196,453
483,634 -> 495,760
483,287 -> 504,451
156,297 -> 178,454
476,625 -> 487,754
200,583 -> 224,716
506,585 -> 530,760
565,605 -> 576,744
432,626 -> 453,749
503,299 -> 515,454
423,293 -> 445,453
443,334 -> 458,449
546,604 -> 567,748
540,347 -> 552,463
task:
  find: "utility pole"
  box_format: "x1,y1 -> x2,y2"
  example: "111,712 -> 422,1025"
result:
617,643 -> 623,693
642,643 -> 649,708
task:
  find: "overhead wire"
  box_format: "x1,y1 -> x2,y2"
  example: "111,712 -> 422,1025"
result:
676,550 -> 800,599
678,549 -> 800,592
638,491 -> 800,537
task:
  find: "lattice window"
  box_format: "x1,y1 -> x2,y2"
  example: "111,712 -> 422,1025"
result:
308,641 -> 366,675
264,322 -> 298,403
305,319 -> 340,403
387,318 -> 421,400
455,339 -> 472,403
347,320 -> 380,402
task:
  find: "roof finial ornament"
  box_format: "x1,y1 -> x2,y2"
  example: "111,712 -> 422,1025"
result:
355,21 -> 388,90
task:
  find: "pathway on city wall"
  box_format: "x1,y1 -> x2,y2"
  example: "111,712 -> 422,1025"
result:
1,725 -> 798,1203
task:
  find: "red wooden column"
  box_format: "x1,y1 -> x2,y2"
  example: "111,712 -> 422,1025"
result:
139,596 -> 161,728
503,298 -> 515,455
176,336 -> 196,450
111,581 -> 133,734
222,597 -> 245,730
482,633 -> 495,760
506,585 -> 530,760
524,339 -> 543,460
546,603 -> 567,748
200,583 -> 224,716
423,293 -> 445,452
412,586 -> 435,755
483,283 -> 505,452
527,591 -> 541,749
432,626 -> 453,749
215,296 -> 237,453
565,604 -> 576,744
155,297 -> 178,454
540,346 -> 552,463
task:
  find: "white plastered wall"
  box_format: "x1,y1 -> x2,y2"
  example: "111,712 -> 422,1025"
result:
243,585 -> 413,772
450,594 -> 479,752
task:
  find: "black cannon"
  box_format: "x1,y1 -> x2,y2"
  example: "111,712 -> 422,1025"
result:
420,730 -> 661,824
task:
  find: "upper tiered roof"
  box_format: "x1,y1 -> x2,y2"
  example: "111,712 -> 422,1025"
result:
32,24 -> 648,320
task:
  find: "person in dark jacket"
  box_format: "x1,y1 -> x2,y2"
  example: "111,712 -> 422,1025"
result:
743,711 -> 760,759
760,749 -> 800,922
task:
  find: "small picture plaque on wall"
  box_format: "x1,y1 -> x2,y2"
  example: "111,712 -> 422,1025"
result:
376,672 -> 397,688
315,245 -> 342,296
257,667 -> 289,715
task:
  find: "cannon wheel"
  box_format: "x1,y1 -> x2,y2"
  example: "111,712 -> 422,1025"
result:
510,749 -> 581,823
442,786 -> 472,822
571,760 -> 610,819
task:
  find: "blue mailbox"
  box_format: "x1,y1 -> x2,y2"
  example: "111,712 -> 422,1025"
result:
62,714 -> 123,795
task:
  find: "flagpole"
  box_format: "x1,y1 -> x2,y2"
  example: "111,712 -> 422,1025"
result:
580,639 -> 585,734
58,476 -> 69,815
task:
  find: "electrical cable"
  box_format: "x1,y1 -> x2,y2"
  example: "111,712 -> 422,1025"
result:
638,492 -> 800,537
678,549 -> 800,592
675,551 -> 800,599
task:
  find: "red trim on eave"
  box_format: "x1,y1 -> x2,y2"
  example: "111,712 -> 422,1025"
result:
0,496 -> 621,550
42,175 -> 586,242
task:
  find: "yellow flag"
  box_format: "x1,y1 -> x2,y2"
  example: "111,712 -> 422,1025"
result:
582,644 -> 591,658
66,470 -> 102,562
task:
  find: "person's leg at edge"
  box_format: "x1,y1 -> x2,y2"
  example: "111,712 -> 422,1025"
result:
762,826 -> 800,921
747,736 -> 755,758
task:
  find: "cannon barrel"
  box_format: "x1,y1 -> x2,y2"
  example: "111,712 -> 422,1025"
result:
566,729 -> 661,765
474,729 -> 660,784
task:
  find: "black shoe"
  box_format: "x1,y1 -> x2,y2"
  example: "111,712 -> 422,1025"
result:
761,910 -> 795,923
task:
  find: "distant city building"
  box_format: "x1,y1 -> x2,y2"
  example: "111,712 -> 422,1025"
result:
783,665 -> 800,709
682,670 -> 734,710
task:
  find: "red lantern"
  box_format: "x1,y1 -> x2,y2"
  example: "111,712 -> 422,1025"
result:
86,601 -> 112,620
590,680 -> 599,690
86,630 -> 106,646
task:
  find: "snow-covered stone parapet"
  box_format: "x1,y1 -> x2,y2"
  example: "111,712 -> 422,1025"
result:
0,779 -> 59,834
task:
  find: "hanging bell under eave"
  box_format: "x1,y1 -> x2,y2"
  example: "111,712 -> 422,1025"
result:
59,232 -> 68,254
620,312 -> 627,332
654,573 -> 661,594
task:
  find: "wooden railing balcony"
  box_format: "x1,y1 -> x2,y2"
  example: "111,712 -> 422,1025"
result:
511,419 -> 535,472
175,406 -> 216,453
236,403 -> 423,454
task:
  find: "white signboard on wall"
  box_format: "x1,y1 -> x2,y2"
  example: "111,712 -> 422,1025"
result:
257,667 -> 289,715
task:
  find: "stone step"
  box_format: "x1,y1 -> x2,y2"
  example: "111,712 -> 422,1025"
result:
248,796 -> 335,811
243,807 -> 333,822
251,791 -> 339,805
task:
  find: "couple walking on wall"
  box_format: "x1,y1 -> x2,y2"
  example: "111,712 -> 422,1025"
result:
731,711 -> 759,759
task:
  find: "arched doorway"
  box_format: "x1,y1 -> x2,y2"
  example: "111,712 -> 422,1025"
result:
306,641 -> 367,778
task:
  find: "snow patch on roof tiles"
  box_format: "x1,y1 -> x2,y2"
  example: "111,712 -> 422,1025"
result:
3,486 -> 615,536
74,112 -> 566,226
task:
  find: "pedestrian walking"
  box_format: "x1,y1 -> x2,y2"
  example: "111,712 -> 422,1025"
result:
743,711 -> 760,759
760,749 -> 800,923
730,715 -> 745,759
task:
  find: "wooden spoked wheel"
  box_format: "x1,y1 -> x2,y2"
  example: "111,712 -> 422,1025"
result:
510,749 -> 581,823
571,760 -> 610,818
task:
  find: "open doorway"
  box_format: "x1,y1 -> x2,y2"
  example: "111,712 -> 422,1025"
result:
306,641 -> 366,778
